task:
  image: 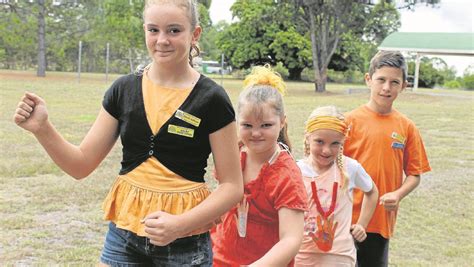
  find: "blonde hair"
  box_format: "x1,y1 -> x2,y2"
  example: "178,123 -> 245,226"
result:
238,65 -> 291,150
143,0 -> 200,65
304,106 -> 349,191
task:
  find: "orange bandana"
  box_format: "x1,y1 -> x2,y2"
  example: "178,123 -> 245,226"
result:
305,116 -> 347,135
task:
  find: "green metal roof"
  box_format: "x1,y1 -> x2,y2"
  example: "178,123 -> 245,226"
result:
378,32 -> 474,56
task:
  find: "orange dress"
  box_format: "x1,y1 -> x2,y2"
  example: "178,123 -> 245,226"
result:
212,150 -> 308,267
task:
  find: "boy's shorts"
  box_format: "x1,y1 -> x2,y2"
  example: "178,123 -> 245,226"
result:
355,232 -> 389,267
100,222 -> 213,266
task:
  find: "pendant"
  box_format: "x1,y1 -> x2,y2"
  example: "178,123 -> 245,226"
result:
236,196 -> 249,238
310,214 -> 338,252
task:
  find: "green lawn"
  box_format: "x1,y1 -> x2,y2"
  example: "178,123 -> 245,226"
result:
1,70 -> 473,265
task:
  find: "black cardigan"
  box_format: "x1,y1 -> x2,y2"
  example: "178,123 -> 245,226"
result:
102,73 -> 235,182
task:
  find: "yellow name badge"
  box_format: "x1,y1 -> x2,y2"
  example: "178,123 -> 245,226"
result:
175,110 -> 201,127
391,132 -> 406,144
168,124 -> 194,138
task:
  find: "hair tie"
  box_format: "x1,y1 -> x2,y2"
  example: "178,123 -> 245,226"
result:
243,64 -> 286,96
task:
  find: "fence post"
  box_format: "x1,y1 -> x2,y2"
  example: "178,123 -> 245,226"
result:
220,53 -> 224,86
106,42 -> 110,83
414,53 -> 420,91
77,40 -> 82,83
129,48 -> 133,73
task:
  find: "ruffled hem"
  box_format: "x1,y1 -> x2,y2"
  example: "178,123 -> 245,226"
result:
103,176 -> 211,236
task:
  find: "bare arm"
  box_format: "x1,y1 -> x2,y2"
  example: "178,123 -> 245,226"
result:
250,208 -> 305,266
380,175 -> 421,211
144,122 -> 243,245
351,182 -> 378,242
13,92 -> 119,179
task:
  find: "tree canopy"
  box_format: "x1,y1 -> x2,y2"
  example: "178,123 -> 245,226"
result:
0,0 -> 212,76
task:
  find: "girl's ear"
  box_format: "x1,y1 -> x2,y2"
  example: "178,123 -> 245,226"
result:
192,26 -> 202,43
280,115 -> 287,130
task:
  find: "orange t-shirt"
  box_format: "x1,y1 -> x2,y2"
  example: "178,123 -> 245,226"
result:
343,105 -> 431,239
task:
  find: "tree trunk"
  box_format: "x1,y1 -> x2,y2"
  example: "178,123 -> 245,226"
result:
37,0 -> 46,77
308,8 -> 325,93
316,68 -> 327,92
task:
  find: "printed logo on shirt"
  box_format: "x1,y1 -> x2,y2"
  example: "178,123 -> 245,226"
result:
391,141 -> 405,150
391,132 -> 406,144
168,124 -> 194,138
175,110 -> 201,127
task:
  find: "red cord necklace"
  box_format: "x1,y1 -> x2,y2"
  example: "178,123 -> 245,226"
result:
311,179 -> 338,219
308,162 -> 339,252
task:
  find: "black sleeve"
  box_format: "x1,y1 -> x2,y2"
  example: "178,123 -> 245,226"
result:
207,85 -> 236,134
102,75 -> 130,119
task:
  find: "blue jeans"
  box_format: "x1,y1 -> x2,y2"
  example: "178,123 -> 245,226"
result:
100,222 -> 213,266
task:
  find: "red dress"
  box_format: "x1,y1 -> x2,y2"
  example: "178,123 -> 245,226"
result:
212,150 -> 308,266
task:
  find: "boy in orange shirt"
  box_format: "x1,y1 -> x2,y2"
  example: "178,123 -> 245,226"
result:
344,51 -> 431,266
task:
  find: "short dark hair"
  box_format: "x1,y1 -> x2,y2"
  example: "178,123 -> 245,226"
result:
369,51 -> 407,81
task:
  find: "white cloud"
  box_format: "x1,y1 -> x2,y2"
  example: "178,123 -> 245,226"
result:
400,0 -> 473,32
209,0 -> 234,24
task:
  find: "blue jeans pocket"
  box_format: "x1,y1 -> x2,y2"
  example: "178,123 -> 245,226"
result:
150,232 -> 213,266
100,222 -> 212,266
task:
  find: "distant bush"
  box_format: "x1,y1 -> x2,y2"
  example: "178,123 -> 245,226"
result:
232,63 -> 289,80
273,62 -> 289,80
301,68 -> 314,82
444,80 -> 462,89
463,74 -> 474,90
301,68 -> 364,84
232,69 -> 251,79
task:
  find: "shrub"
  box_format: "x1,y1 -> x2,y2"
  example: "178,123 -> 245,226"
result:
443,80 -> 462,89
463,74 -> 474,90
273,62 -> 289,80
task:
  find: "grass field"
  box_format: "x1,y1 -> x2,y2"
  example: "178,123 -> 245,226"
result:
1,69 -> 473,266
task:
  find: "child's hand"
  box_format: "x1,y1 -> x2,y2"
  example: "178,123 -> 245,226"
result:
142,211 -> 184,246
379,191 -> 400,211
350,224 -> 367,242
13,92 -> 49,133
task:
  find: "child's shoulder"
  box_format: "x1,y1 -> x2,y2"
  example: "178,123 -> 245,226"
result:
296,159 -> 313,177
344,105 -> 372,122
273,152 -> 300,174
343,156 -> 363,173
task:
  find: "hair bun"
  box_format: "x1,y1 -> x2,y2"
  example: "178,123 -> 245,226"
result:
243,64 -> 286,96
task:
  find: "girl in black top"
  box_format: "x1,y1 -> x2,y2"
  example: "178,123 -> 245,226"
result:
13,0 -> 243,265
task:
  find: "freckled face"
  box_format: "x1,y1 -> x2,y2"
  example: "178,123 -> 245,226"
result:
306,129 -> 345,172
143,3 -> 200,66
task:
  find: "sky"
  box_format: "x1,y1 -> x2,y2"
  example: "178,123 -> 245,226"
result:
209,0 -> 473,76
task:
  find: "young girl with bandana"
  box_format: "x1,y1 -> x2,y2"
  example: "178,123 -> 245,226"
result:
211,65 -> 308,266
294,106 -> 378,267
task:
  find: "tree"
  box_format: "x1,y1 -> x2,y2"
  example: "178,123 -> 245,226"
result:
0,4 -> 37,70
0,0 -> 213,75
200,20 -> 229,60
1,1 -> 98,76
407,57 -> 455,88
216,0 -> 311,80
291,0 -> 439,92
